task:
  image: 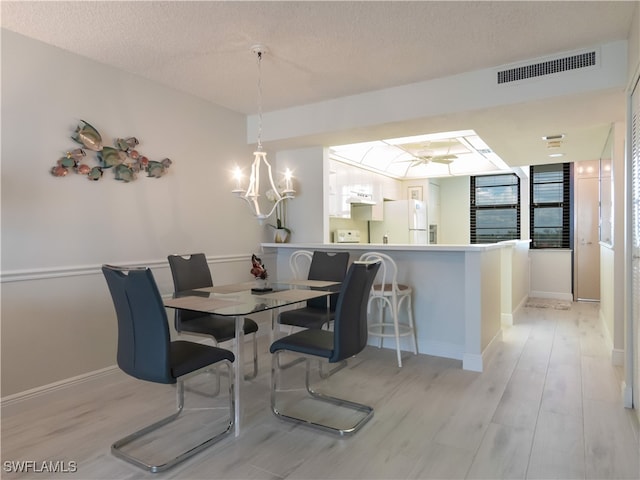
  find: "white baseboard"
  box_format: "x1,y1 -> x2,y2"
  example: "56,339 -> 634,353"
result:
515,295 -> 528,315
529,290 -> 573,302
370,337 -> 464,362
622,382 -> 633,409
501,313 -> 513,327
463,329 -> 503,373
418,339 -> 464,361
1,365 -> 119,407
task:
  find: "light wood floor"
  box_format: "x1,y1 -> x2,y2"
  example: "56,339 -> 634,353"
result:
2,302 -> 639,479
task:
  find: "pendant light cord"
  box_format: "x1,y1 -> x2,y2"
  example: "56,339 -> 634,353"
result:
256,50 -> 263,150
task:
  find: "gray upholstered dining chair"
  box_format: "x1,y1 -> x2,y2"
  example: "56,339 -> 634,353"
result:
102,264 -> 235,473
270,260 -> 380,436
168,253 -> 259,379
278,250 -> 350,331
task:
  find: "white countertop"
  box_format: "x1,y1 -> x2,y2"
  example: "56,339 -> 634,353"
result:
261,241 -> 515,252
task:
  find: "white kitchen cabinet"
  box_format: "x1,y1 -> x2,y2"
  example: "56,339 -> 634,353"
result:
329,159 -> 401,220
329,160 -> 352,218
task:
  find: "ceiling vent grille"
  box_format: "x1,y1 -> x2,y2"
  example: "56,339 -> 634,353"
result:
497,51 -> 596,84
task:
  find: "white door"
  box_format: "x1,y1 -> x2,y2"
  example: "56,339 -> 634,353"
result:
575,162 -> 600,301
631,77 -> 639,411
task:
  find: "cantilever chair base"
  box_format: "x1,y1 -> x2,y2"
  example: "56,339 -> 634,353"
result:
276,354 -> 346,379
270,352 -> 373,436
111,361 -> 235,473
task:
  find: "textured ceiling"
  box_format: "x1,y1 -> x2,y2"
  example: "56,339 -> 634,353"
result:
1,1 -> 636,170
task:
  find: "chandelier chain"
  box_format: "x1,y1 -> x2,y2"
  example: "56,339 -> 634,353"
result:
256,50 -> 263,150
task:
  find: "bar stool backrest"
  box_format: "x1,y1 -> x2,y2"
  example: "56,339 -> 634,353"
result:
358,252 -> 400,298
289,250 -> 313,280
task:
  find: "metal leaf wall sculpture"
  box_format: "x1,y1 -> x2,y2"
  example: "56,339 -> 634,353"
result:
51,120 -> 172,182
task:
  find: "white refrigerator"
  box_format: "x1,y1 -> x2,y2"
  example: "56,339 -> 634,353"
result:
370,200 -> 428,244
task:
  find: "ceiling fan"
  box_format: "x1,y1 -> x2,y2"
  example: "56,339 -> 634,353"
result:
392,139 -> 462,168
409,153 -> 457,165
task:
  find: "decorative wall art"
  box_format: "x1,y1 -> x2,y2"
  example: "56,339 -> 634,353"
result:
51,120 -> 172,182
408,185 -> 423,201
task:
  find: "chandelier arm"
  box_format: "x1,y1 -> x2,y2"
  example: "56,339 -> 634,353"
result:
262,156 -> 283,202
246,159 -> 257,200
263,196 -> 285,219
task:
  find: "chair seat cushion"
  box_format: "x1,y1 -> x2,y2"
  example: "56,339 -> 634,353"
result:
179,315 -> 259,342
279,307 -> 335,329
270,329 -> 334,359
170,341 -> 234,379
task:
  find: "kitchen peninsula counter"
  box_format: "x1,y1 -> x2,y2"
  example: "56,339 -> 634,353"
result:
262,241 -> 530,372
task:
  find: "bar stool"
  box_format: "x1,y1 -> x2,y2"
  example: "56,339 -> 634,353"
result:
359,252 -> 418,367
289,250 -> 314,280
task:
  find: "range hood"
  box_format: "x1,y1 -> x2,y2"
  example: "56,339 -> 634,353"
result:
347,191 -> 376,205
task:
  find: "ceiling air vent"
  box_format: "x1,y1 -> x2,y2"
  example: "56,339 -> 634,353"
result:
497,51 -> 596,84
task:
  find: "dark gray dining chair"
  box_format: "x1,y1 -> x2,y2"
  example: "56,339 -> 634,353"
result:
168,253 -> 259,379
270,260 -> 381,436
278,250 -> 350,331
102,264 -> 234,473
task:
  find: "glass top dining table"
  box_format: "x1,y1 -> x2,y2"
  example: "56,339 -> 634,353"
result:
163,279 -> 341,436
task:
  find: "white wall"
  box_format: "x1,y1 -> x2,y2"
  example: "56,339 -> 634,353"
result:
501,240 -> 530,326
599,121 -> 627,366
601,245 -> 616,355
251,42 -> 628,146
275,146 -> 325,244
529,250 -> 573,301
439,176 -> 470,244
1,31 -> 265,396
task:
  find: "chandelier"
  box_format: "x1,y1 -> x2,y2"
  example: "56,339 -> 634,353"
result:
232,45 -> 295,224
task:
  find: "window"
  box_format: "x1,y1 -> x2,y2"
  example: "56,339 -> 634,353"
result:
470,174 -> 520,243
529,163 -> 572,248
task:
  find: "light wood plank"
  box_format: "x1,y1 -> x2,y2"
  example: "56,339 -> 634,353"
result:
2,302 -> 639,480
527,409 -> 585,479
466,422 -> 534,479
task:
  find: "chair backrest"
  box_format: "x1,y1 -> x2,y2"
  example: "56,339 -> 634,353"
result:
168,253 -> 213,290
330,261 -> 381,362
307,251 -> 350,310
167,253 -> 213,322
358,252 -> 400,295
102,265 -> 174,384
289,250 -> 313,280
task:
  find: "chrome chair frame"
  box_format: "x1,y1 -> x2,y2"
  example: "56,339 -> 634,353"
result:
270,261 -> 380,436
270,352 -> 373,436
111,362 -> 235,473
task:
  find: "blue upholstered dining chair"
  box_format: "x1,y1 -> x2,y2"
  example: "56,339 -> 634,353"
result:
168,253 -> 259,380
278,250 -> 350,331
102,264 -> 235,473
270,260 -> 381,436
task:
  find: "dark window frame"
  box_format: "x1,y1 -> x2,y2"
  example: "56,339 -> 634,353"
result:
529,163 -> 572,249
470,173 -> 521,244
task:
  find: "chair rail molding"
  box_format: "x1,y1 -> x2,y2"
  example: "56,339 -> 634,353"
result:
0,254 -> 257,283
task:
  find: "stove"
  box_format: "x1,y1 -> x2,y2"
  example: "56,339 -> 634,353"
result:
334,229 -> 361,243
